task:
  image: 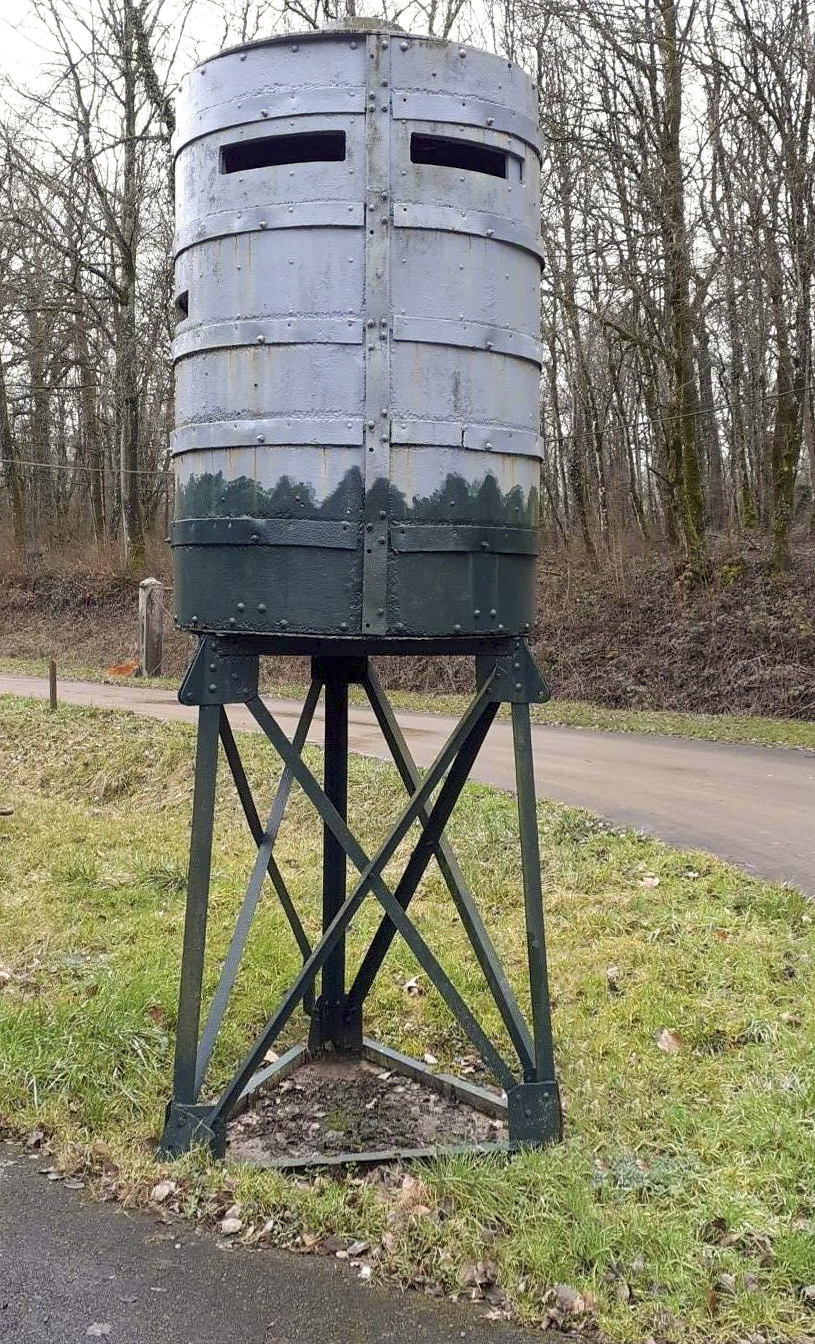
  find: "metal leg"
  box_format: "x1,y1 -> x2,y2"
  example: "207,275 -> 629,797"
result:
158,702 -> 224,1156
506,701 -> 562,1143
312,667 -> 352,1048
172,703 -> 220,1103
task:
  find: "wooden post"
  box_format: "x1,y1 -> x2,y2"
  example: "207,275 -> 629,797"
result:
48,658 -> 57,710
138,578 -> 164,678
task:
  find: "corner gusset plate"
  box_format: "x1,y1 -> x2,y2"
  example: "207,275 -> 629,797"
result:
179,637 -> 259,706
476,639 -> 550,704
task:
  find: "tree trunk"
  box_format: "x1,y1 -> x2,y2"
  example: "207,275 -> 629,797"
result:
118,0 -> 146,570
0,352 -> 27,555
660,0 -> 708,580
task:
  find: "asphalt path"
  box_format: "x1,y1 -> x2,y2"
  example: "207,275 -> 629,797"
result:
1,672 -> 813,893
0,1144 -> 541,1344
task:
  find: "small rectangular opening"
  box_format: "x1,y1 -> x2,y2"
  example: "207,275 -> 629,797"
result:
410,133 -> 508,179
175,290 -> 189,321
221,130 -> 346,174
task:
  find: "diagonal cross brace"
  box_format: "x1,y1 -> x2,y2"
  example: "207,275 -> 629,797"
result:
192,686 -> 322,1095
210,679 -> 513,1122
353,666 -> 535,1076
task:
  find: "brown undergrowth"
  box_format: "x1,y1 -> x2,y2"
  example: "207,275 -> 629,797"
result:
0,534 -> 813,718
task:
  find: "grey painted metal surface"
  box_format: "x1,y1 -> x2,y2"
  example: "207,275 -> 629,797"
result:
171,26 -> 543,638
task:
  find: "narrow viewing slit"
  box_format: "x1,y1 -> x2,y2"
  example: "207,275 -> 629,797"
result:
221,131 -> 346,174
175,290 -> 189,321
410,133 -> 508,179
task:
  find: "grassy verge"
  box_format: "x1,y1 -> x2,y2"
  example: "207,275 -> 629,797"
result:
0,654 -> 813,752
0,697 -> 813,1340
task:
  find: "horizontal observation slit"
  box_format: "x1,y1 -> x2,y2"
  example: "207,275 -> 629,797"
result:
221,130 -> 346,174
410,133 -> 510,180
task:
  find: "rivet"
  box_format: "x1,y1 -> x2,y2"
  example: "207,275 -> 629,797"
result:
228,618 -> 236,627
380,407 -> 388,417
379,509 -> 386,520
400,40 -> 408,50
486,342 -> 494,352
237,602 -> 245,613
209,683 -> 217,693
515,681 -> 522,691
481,541 -> 489,550
258,603 -> 266,613
259,220 -> 267,229
381,104 -> 388,112
486,116 -> 494,126
350,40 -> 358,49
485,441 -> 493,450
256,334 -> 265,343
257,435 -> 265,443
251,533 -> 259,543
498,624 -> 505,631
381,79 -> 388,87
454,623 -> 462,632
367,419 -> 375,429
490,608 -> 497,617
368,90 -> 376,101
209,662 -> 217,672
191,616 -> 199,624
378,537 -> 385,545
280,619 -> 288,628
474,609 -> 481,617
366,522 -> 373,532
378,607 -> 385,617
240,53 -> 247,61
381,38 -> 389,48
514,661 -> 520,670
291,43 -> 298,51
231,672 -> 238,682
260,108 -> 268,117
487,229 -> 494,238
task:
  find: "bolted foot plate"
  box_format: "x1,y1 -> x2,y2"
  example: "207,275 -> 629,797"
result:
158,1102 -> 227,1159
506,1080 -> 562,1145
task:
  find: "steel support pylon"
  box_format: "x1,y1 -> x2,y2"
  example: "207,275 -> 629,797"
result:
159,637 -> 562,1164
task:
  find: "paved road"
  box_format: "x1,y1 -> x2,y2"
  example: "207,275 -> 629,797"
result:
1,672 -> 813,893
0,1144 -> 538,1344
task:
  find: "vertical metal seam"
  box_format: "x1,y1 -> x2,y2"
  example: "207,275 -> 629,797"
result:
361,31 -> 392,634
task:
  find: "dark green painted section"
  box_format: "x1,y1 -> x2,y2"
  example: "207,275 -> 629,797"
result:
176,469 -> 364,522
172,467 -> 540,637
389,472 -> 539,527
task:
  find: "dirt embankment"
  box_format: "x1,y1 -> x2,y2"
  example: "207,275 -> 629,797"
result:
1,540 -> 813,718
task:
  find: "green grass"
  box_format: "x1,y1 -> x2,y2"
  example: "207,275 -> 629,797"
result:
0,654 -> 813,751
0,696 -> 813,1340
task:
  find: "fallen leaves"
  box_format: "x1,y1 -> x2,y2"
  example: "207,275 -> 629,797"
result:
106,659 -> 138,677
656,1027 -> 683,1054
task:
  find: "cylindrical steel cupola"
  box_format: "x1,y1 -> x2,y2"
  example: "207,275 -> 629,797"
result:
171,25 -> 543,639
